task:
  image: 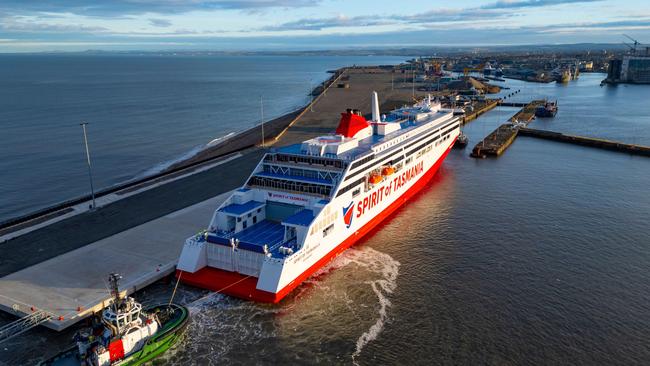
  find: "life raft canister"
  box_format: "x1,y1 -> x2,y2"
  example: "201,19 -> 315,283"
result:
368,173 -> 383,185
381,166 -> 395,176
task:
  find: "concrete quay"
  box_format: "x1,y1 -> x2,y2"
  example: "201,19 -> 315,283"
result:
0,192 -> 229,331
0,66 -> 426,331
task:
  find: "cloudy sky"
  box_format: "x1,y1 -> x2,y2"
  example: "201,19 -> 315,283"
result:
1,0 -> 649,52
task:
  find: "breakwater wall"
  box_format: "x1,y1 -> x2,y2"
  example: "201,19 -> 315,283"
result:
0,68 -> 348,233
518,128 -> 650,157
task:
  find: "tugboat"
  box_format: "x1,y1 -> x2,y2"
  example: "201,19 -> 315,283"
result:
454,132 -> 469,148
534,100 -> 558,118
42,274 -> 189,366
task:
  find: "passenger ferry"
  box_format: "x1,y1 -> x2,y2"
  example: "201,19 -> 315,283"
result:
177,92 -> 460,302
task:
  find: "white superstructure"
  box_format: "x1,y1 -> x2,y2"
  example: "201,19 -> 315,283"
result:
177,92 -> 460,302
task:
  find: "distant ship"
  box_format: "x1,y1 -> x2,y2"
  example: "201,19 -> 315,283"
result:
535,100 -> 558,118
177,92 -> 460,302
554,69 -> 571,83
483,64 -> 503,77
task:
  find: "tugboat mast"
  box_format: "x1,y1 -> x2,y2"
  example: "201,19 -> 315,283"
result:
108,273 -> 123,308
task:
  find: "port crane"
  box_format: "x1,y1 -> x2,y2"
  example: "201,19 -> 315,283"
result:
463,63 -> 485,77
622,34 -> 642,55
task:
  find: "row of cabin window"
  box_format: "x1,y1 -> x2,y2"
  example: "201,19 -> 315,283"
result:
263,164 -> 338,182
344,151 -> 404,182
346,123 -> 449,181
435,132 -> 453,146
404,121 -> 457,158
376,132 -> 412,152
350,154 -> 374,169
336,176 -> 366,197
248,176 -> 332,196
271,154 -> 346,169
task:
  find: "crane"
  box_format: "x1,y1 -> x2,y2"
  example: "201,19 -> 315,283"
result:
463,63 -> 484,77
623,34 -> 642,55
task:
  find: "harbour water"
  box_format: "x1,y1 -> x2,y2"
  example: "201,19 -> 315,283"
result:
0,55 -> 407,223
1,66 -> 649,365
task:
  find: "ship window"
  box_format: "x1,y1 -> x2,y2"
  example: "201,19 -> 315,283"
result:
243,221 -> 248,229
352,188 -> 361,197
253,216 -> 257,224
237,217 -> 242,222
336,177 -> 366,197
247,176 -> 332,197
323,224 -> 334,237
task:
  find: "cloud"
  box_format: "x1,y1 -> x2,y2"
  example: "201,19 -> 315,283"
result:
0,15 -> 108,33
149,18 -> 172,27
530,19 -> 650,32
389,8 -> 503,23
0,0 -> 322,16
260,0 -> 604,32
481,0 -> 602,10
260,8 -> 507,32
260,15 -> 393,31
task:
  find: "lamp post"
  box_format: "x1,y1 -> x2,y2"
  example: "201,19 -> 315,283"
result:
260,96 -> 265,148
80,122 -> 96,210
309,79 -> 314,112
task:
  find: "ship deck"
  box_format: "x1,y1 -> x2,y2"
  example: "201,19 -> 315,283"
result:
276,109 -> 455,161
207,220 -> 287,254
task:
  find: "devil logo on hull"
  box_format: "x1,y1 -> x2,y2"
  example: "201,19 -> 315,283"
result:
342,201 -> 354,228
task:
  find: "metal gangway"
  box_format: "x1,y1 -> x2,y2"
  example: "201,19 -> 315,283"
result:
0,309 -> 52,344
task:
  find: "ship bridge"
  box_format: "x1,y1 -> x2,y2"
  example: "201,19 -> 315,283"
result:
245,152 -> 347,198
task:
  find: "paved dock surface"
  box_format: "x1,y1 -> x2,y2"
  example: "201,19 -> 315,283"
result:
0,67 -> 422,330
0,192 -> 229,331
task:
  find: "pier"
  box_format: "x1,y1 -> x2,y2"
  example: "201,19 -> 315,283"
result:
518,128 -> 650,157
471,100 -> 544,158
471,124 -> 519,157
508,99 -> 545,123
462,99 -> 499,124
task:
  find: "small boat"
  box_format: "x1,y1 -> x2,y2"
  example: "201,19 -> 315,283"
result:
454,133 -> 469,149
42,274 -> 189,366
534,100 -> 558,118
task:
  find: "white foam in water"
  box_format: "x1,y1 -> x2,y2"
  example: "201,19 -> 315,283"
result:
134,131 -> 237,179
207,132 -> 235,147
166,246 -> 399,365
330,247 -> 400,365
312,246 -> 400,363
134,143 -> 206,179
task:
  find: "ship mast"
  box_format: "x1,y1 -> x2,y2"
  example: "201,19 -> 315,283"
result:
108,273 -> 123,309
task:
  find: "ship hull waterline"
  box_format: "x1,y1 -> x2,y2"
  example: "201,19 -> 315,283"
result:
178,136 -> 456,303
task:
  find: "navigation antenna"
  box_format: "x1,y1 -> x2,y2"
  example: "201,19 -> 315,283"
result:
108,273 -> 123,308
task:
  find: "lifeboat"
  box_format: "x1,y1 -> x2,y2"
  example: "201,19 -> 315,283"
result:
368,173 -> 383,185
381,166 -> 395,176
